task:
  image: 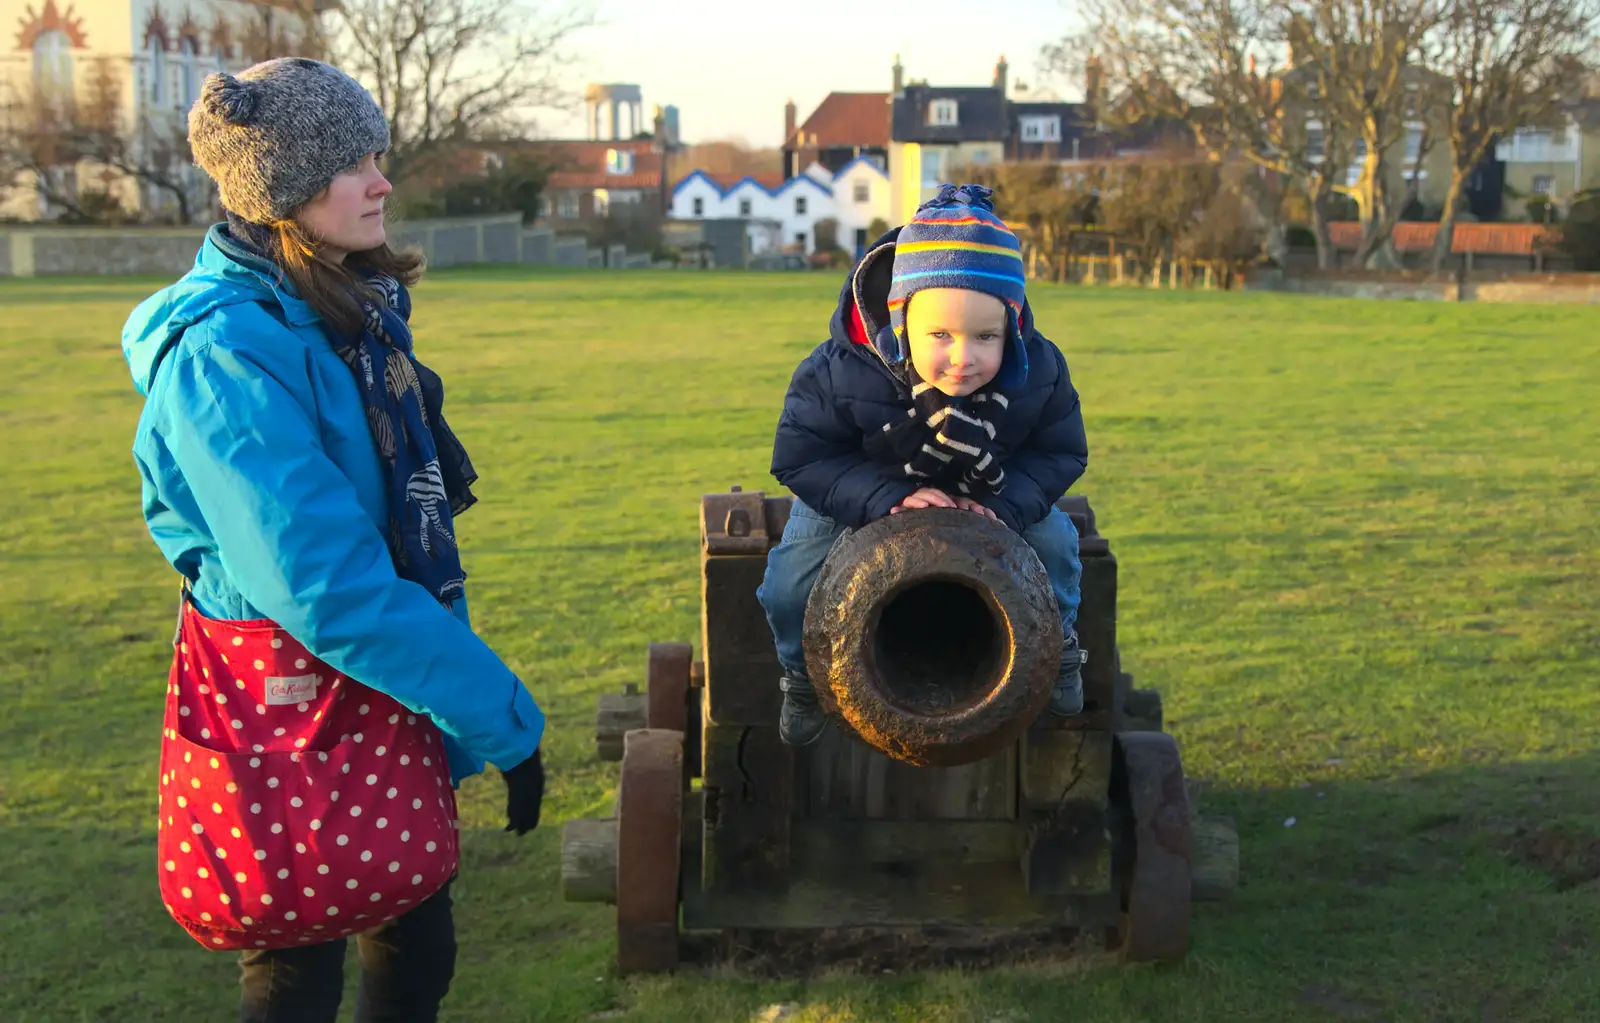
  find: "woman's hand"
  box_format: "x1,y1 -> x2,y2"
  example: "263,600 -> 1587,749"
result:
890,488 -> 957,514
503,748 -> 544,836
954,496 -> 1000,522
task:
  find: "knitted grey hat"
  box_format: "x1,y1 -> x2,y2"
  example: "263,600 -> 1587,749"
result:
188,57 -> 390,225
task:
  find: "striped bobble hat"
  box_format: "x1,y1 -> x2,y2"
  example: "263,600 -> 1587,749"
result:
887,182 -> 1029,389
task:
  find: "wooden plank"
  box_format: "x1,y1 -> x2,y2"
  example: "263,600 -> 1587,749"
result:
701,710 -> 792,893
1020,730 -> 1113,896
1036,550 -> 1116,732
595,690 -> 647,761
1192,815 -> 1239,902
560,817 -> 617,904
701,553 -> 783,726
681,818 -> 1120,930
803,726 -> 1017,820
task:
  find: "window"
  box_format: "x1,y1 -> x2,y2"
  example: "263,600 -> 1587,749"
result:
537,196 -> 551,219
1019,115 -> 1061,143
853,181 -> 870,204
148,37 -> 165,105
1497,126 -> 1577,163
691,196 -> 704,217
557,192 -> 580,218
928,99 -> 959,126
1403,124 -> 1425,165
592,189 -> 610,217
1532,174 -> 1555,195
795,232 -> 807,249
605,149 -> 635,175
739,197 -> 752,217
920,147 -> 948,191
1305,122 -> 1325,162
180,38 -> 198,109
795,195 -> 807,216
32,30 -> 74,113
969,149 -> 992,165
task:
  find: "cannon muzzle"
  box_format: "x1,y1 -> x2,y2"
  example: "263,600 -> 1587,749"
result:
801,507 -> 1063,766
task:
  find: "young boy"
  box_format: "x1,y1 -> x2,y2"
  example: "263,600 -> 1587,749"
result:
756,183 -> 1090,747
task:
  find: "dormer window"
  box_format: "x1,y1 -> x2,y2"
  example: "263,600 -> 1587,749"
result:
1020,115 -> 1061,142
929,99 -> 958,126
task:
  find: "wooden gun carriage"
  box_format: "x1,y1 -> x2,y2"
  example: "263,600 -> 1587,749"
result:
562,487 -> 1238,974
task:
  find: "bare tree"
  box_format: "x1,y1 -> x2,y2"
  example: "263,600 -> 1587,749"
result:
1297,0 -> 1448,266
1,56 -> 201,223
332,0 -> 594,185
1048,1 -> 1348,266
1426,0 -> 1599,270
1047,0 -> 1445,268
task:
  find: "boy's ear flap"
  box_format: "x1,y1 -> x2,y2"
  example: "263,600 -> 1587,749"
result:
857,244 -> 895,330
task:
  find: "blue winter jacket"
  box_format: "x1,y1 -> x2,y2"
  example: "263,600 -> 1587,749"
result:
122,225 -> 544,786
771,229 -> 1089,531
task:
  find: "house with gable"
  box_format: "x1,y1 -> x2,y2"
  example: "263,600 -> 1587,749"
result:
886,55 -> 1092,225
782,90 -> 889,180
670,156 -> 890,259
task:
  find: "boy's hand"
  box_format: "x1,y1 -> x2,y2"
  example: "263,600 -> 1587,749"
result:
954,496 -> 1002,524
890,487 -> 957,514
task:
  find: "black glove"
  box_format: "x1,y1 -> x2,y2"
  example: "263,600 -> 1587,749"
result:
503,748 -> 544,836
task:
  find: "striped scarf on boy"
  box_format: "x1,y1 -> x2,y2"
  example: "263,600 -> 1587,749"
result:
871,369 -> 1008,496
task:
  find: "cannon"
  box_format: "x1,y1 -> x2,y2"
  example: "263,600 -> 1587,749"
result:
565,487 -> 1239,975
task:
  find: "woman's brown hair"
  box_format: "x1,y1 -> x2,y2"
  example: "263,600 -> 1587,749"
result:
265,218 -> 425,336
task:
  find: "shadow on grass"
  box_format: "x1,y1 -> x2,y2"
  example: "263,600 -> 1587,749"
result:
3,756 -> 1597,1022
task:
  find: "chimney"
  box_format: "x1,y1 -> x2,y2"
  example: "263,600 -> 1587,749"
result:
1085,50 -> 1103,108
994,55 -> 1009,97
784,98 -> 797,143
893,54 -> 904,94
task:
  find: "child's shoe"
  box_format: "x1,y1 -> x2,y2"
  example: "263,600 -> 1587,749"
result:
778,670 -> 826,747
1049,633 -> 1086,717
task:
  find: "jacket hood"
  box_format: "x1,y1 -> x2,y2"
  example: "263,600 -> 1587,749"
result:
828,226 -> 1034,392
122,224 -> 319,396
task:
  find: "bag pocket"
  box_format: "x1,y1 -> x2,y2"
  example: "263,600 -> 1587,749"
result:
157,726 -> 458,951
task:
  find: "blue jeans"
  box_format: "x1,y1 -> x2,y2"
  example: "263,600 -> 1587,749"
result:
756,499 -> 1083,675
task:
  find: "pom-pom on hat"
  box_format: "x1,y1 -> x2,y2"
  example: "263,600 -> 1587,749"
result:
187,58 -> 390,225
885,182 -> 1029,389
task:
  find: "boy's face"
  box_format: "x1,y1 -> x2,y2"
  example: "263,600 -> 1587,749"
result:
903,288 -> 1008,397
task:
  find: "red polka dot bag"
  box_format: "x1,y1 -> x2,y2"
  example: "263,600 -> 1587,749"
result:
156,597 -> 460,951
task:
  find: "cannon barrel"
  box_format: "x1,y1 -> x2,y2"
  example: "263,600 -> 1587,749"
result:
801,507 -> 1063,767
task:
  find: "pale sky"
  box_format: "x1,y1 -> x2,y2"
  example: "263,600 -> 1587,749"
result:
539,0 -> 1085,147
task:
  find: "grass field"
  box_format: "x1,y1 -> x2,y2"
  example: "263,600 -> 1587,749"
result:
2,268 -> 1598,1023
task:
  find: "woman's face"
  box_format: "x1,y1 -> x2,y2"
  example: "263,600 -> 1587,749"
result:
296,153 -> 392,262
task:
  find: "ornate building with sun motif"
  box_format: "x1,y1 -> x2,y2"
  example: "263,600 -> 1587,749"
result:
3,0 -> 334,221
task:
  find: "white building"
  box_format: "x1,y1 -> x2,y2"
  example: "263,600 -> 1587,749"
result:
669,156 -> 891,258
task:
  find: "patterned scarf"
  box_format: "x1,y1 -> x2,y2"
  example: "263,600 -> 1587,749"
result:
221,215 -> 478,607
866,367 -> 1008,497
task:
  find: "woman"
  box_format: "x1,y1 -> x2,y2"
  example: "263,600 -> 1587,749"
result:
121,58 -> 544,1022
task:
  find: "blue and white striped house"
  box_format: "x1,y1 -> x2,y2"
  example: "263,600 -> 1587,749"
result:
669,156 -> 890,259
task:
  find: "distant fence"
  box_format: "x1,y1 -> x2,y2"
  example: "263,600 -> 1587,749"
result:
0,213 -> 660,277
1245,268 -> 1600,304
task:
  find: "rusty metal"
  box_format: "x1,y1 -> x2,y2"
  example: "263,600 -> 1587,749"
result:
701,488 -> 770,555
1111,731 -> 1193,962
647,642 -> 693,733
801,507 -> 1062,767
616,728 -> 684,975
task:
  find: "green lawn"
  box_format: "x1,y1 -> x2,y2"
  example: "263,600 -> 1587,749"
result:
2,268 -> 1597,1023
